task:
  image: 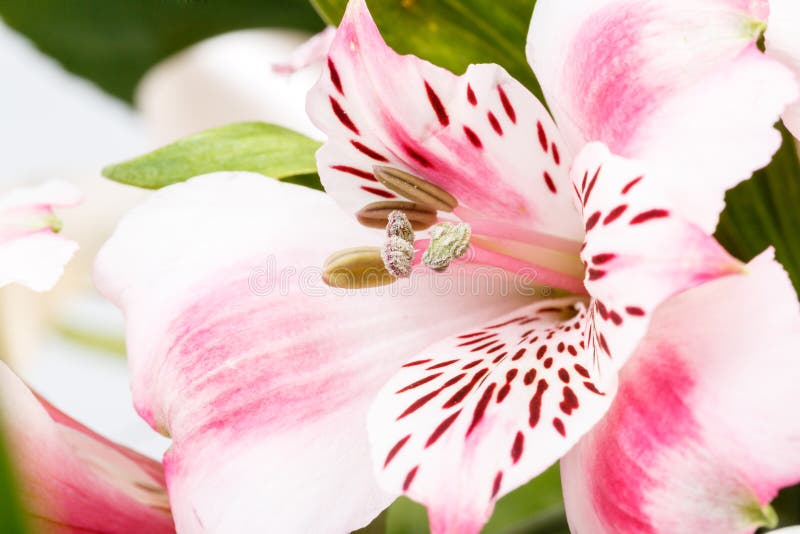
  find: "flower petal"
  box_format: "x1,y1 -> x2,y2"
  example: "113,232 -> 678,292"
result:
574,142 -> 744,368
0,180 -> 81,291
766,0 -> 800,139
367,299 -> 617,534
528,0 -> 797,231
561,250 -> 800,533
307,0 -> 582,240
95,172 -> 527,533
0,361 -> 174,532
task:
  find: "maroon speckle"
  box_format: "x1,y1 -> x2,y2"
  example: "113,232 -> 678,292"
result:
398,389 -> 441,419
487,111 -> 503,135
574,364 -> 590,378
497,384 -> 511,403
403,466 -> 419,491
584,381 -> 605,395
491,471 -> 503,499
596,301 -> 609,320
384,434 -> 411,467
592,253 -> 616,265
544,358 -> 553,369
425,81 -> 449,126
426,409 -> 462,447
552,143 -> 561,165
402,143 -> 433,168
523,368 -> 537,385
463,126 -> 483,148
331,165 -> 376,181
492,353 -> 507,364
443,369 -> 488,408
511,431 -> 524,464
537,121 -> 549,152
458,331 -> 485,339
567,345 -> 577,357
558,368 -> 570,383
427,359 -> 459,370
488,316 -> 524,329
585,211 -> 601,231
467,383 -> 496,436
511,348 -> 526,361
351,140 -> 389,162
396,373 -> 442,393
622,175 -> 644,195
598,333 -> 611,355
498,86 -> 516,123
581,170 -> 588,192
559,386 -> 579,415
630,209 -> 670,225
543,171 -> 557,194
536,345 -> 547,360
403,359 -> 432,367
462,359 -> 483,370
583,167 -> 601,207
609,311 -> 623,326
528,380 -> 549,428
328,58 -> 343,94
557,342 -> 565,353
457,333 -> 497,347
361,186 -> 395,198
553,418 -> 566,437
603,204 -> 628,225
471,340 -> 498,353
588,269 -> 606,281
467,84 -> 477,106
487,343 -> 506,354
330,96 -> 359,134
625,306 -> 645,316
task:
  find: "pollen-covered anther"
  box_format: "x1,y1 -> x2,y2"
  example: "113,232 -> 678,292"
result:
373,166 -> 458,212
356,201 -> 437,230
381,235 -> 414,278
422,222 -> 471,272
386,210 -> 415,243
322,246 -> 397,288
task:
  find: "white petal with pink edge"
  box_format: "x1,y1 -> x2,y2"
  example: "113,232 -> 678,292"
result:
0,361 -> 174,533
528,0 -> 797,231
561,250 -> 800,534
766,0 -> 800,139
574,143 -> 744,369
95,172 -> 529,534
0,180 -> 81,291
307,0 -> 581,240
367,299 -> 618,534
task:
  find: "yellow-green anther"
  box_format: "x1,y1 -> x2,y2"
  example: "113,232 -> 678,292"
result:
322,247 -> 397,288
373,166 -> 458,212
423,222 -> 471,271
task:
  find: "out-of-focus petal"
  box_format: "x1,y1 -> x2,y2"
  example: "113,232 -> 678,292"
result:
95,172 -> 527,533
766,0 -> 800,139
561,250 -> 800,534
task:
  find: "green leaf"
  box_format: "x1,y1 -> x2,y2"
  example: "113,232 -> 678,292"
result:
0,419 -> 28,534
0,0 -> 324,102
103,122 -> 323,190
382,464 -> 565,534
310,0 -> 542,100
716,124 -> 800,294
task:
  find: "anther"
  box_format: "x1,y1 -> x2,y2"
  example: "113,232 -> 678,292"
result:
386,210 -> 415,242
356,201 -> 437,230
422,222 -> 471,271
322,247 -> 397,288
373,166 -> 458,212
381,236 -> 414,278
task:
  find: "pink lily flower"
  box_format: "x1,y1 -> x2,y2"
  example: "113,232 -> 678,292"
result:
0,180 -> 81,291
0,361 -> 174,532
93,0 -> 800,532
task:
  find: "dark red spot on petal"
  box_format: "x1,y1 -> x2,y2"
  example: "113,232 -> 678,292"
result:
351,140 -> 389,162
609,311 -> 623,326
543,171 -> 557,194
558,368 -> 570,383
498,86 -> 516,123
574,364 -> 590,378
361,186 -> 395,198
511,348 -> 526,361
536,345 -> 547,360
585,211 -> 601,231
529,380 -> 549,428
626,306 -> 645,316
403,466 -> 419,491
443,369 -> 488,408
583,167 -> 601,207
426,409 -> 462,447
543,358 -> 553,369
331,165 -> 376,181
603,204 -> 628,225
559,386 -> 579,415
425,81 -> 449,126
427,359 -> 459,370
491,471 -> 503,498
402,143 -> 433,168
467,383 -> 496,436
588,269 -> 606,281
584,381 -> 605,395
592,253 -> 616,265
523,368 -> 537,385
463,126 -> 483,148
396,373 -> 443,393
553,417 -> 566,436
403,359 -> 432,367
557,342 -> 565,353
330,96 -> 359,134
622,175 -> 644,195
511,431 -> 524,464
630,209 -> 670,225
487,111 -> 503,135
467,84 -> 477,106
384,434 -> 411,468
552,143 -> 561,165
328,58 -> 343,94
462,359 -> 483,370
537,121 -> 548,152
567,345 -> 577,356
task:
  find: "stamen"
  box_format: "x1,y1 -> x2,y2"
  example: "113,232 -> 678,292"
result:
386,210 -> 414,242
373,166 -> 458,212
356,201 -> 437,230
381,236 -> 414,278
322,247 -> 396,288
423,222 -> 471,271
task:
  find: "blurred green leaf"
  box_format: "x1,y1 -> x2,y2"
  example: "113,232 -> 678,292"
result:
0,419 -> 27,534
103,122 -> 322,189
0,0 -> 324,102
310,0 -> 542,100
382,464 -> 565,534
716,124 -> 800,294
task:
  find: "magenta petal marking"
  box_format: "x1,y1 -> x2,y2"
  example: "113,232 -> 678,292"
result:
425,81 -> 450,127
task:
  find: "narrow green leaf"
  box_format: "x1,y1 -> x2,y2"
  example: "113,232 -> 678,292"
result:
716,124 -> 800,294
0,419 -> 28,534
310,0 -> 542,100
0,0 -> 324,102
103,122 -> 322,190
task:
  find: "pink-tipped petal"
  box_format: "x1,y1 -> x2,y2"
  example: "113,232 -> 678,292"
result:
561,250 -> 800,534
0,180 -> 81,291
0,361 -> 174,533
766,0 -> 800,139
528,0 -> 797,231
574,142 -> 744,368
367,299 -> 617,534
95,172 -> 527,533
307,0 -> 582,240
